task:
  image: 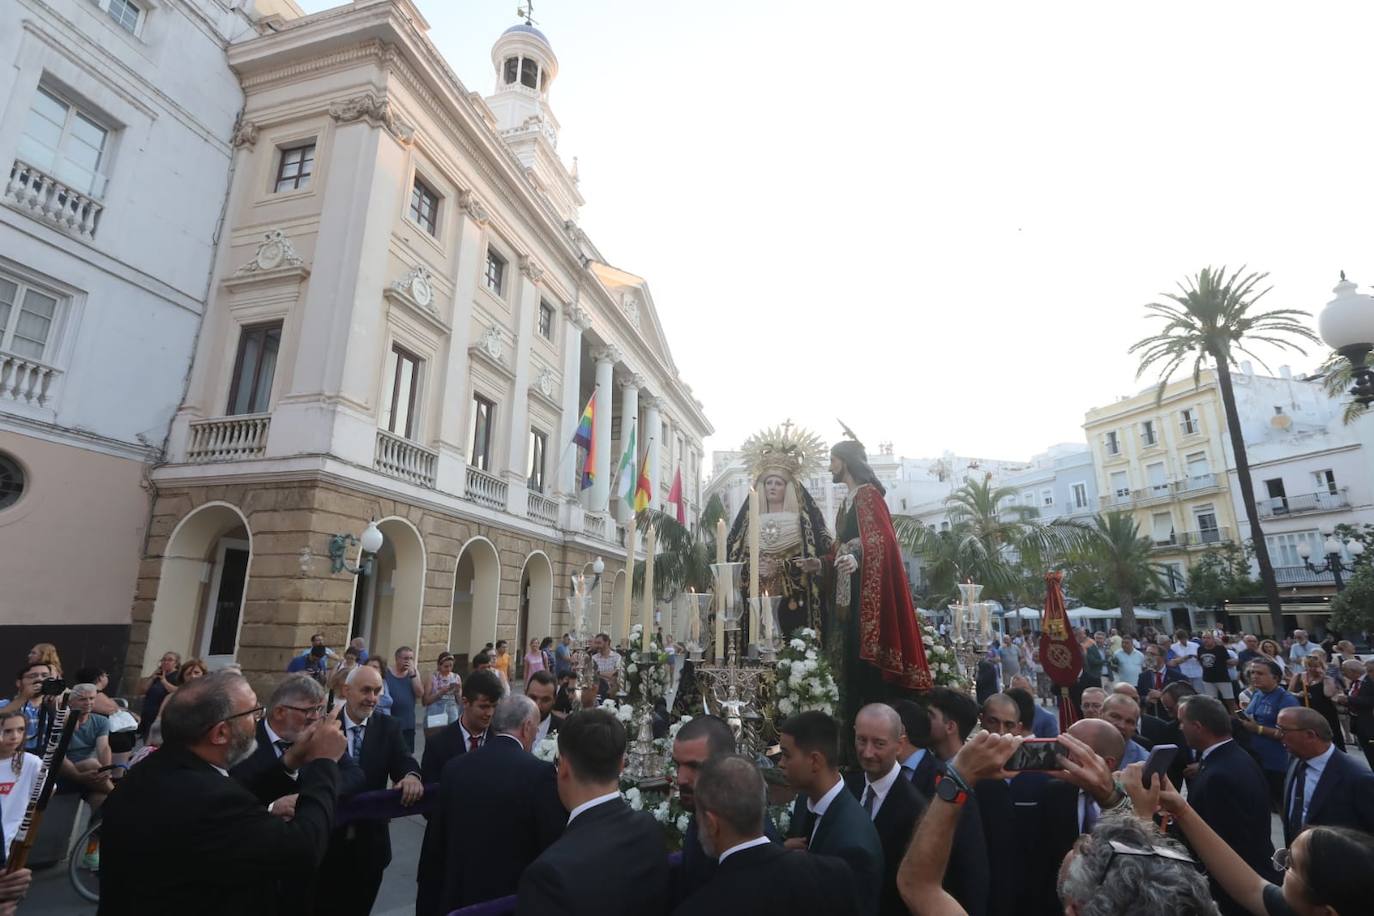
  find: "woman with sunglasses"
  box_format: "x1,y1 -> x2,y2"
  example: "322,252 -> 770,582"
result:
1122,763 -> 1374,915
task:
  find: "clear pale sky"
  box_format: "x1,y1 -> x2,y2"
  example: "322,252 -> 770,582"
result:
300,0 -> 1372,462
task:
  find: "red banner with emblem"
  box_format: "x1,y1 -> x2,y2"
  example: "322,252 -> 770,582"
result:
1037,570 -> 1084,730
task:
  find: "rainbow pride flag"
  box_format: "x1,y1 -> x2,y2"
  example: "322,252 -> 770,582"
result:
574,389 -> 596,490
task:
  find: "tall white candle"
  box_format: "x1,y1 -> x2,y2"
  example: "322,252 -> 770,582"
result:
621,511 -> 637,647
641,523 -> 656,653
748,486 -> 760,644
715,518 -> 727,661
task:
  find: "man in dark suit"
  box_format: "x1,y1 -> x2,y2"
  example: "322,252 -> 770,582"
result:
920,689 -> 992,916
780,711 -> 884,916
676,755 -> 858,916
1138,647 -> 1171,718
231,674 -> 363,810
1346,658 -> 1374,770
313,663 -> 424,915
517,708 -> 668,915
420,668 -> 503,784
417,694 -> 564,915
847,704 -> 937,916
526,669 -> 561,745
890,699 -> 938,797
1177,694 -> 1275,916
99,672 -> 346,914
1277,705 -> 1374,845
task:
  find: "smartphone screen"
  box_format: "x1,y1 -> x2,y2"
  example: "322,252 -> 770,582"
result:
1006,738 -> 1062,771
1142,743 -> 1179,785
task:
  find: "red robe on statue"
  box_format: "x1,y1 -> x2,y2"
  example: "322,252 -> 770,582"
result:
852,485 -> 932,690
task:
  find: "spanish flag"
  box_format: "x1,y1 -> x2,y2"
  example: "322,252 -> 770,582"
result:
632,443 -> 653,513
574,389 -> 596,490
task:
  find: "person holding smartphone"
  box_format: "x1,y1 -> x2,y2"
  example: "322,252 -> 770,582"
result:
385,646 -> 425,753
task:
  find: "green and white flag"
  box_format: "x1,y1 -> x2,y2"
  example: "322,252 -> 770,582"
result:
613,421 -> 637,509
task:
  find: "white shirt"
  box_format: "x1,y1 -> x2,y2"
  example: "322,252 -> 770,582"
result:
1295,744 -> 1336,827
861,762 -> 903,820
567,791 -> 621,826
1171,641 -> 1202,679
263,722 -> 299,780
535,714 -> 553,744
459,721 -> 487,750
806,776 -> 847,843
1289,641 -> 1315,662
718,835 -> 771,864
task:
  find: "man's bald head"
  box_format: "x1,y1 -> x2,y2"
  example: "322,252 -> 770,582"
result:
854,703 -> 905,778
1080,687 -> 1107,718
1010,675 -> 1033,692
1067,717 -> 1125,769
1109,682 -> 1140,702
981,694 -> 1020,735
856,703 -> 903,741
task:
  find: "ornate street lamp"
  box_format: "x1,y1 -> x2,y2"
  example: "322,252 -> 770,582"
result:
328,519 -> 384,576
1297,535 -> 1365,592
1318,275 -> 1374,406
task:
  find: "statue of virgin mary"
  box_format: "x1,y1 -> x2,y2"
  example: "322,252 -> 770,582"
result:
725,424 -> 834,641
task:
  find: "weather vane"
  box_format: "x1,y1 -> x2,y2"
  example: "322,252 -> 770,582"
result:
516,2 -> 536,26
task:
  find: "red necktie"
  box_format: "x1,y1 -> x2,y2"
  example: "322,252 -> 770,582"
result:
1352,681 -> 1361,698
469,734 -> 481,751
1155,672 -> 1163,690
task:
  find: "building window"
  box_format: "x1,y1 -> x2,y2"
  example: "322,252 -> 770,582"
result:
409,177 -> 440,236
528,428 -> 547,491
520,58 -> 540,89
1185,451 -> 1210,482
1164,562 -> 1185,593
1071,482 -> 1088,509
1104,431 -> 1120,455
469,394 -> 495,471
1141,420 -> 1156,446
102,0 -> 142,33
0,273 -> 61,362
484,249 -> 506,295
0,454 -> 24,510
1041,488 -> 1054,507
1022,491 -> 1036,507
1180,408 -> 1199,435
1110,470 -> 1130,499
18,86 -> 109,197
273,142 -> 315,193
381,345 -> 421,439
1313,469 -> 1337,495
1194,509 -> 1220,543
226,322 -> 281,415
504,57 -> 519,84
538,302 -> 554,339
1267,530 -> 1323,567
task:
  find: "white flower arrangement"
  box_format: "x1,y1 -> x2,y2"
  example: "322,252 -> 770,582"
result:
920,621 -> 970,689
625,624 -> 673,705
533,736 -> 558,763
772,627 -> 839,718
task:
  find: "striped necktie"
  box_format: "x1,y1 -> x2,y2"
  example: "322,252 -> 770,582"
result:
350,723 -> 365,760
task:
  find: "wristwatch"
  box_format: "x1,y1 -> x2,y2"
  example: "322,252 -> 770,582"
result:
934,767 -> 971,805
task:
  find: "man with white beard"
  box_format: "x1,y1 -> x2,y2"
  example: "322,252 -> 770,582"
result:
98,671 -> 346,914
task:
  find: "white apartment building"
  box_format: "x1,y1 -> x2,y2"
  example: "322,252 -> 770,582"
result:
0,0 -> 270,677
130,1 -> 710,685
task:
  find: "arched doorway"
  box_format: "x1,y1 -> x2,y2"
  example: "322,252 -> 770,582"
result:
450,537 -> 500,669
609,569 -> 627,643
144,502 -> 252,672
349,517 -> 425,661
517,552 -> 553,677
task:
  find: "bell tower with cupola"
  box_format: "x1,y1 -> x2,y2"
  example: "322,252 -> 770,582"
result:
485,14 -> 583,222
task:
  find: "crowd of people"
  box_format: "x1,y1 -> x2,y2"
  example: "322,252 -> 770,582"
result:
0,623 -> 1371,916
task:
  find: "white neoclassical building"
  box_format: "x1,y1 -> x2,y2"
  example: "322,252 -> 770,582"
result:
132,1 -> 711,685
0,0 -> 278,674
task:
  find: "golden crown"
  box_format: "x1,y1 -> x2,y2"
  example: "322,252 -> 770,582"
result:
740,423 -> 827,481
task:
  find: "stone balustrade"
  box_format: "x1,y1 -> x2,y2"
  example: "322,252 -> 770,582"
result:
375,429 -> 438,487
0,351 -> 60,406
5,160 -> 104,239
527,490 -> 558,526
464,465 -> 508,511
187,414 -> 270,462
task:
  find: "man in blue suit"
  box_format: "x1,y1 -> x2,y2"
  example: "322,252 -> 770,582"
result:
1277,705 -> 1374,846
780,711 -> 884,916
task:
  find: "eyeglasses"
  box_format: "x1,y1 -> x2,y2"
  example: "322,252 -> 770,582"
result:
219,705 -> 265,726
1100,840 -> 1195,879
280,704 -> 325,718
1272,848 -> 1291,872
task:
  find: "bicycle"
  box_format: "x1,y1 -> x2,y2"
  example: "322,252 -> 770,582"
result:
67,815 -> 100,902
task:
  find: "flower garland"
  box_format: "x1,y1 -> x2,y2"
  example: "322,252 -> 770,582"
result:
773,627 -> 839,718
921,622 -> 970,689
624,624 -> 672,705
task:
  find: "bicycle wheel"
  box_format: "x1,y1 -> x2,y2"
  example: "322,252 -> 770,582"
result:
67,820 -> 100,903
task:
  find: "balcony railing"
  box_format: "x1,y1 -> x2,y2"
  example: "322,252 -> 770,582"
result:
375,430 -> 437,488
583,511 -> 609,540
1257,489 -> 1350,518
1100,475 -> 1221,508
527,489 -> 558,526
462,465 -> 506,510
1181,527 -> 1231,547
5,160 -> 104,239
1274,565 -> 1338,586
187,414 -> 270,463
0,352 -> 60,406
1178,473 -> 1217,493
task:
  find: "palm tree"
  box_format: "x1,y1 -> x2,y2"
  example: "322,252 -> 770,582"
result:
1075,511 -> 1166,636
1314,350 -> 1369,425
1129,266 -> 1319,636
632,510 -> 715,599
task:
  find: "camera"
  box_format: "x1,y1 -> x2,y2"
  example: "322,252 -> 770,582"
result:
40,677 -> 68,697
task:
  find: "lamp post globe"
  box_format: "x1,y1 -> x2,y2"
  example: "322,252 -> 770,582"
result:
1350,539 -> 1366,557
592,556 -> 605,576
1323,537 -> 1343,558
1319,276 -> 1374,405
359,520 -> 384,555
1297,540 -> 1313,560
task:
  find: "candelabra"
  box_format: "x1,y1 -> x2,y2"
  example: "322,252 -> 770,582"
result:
948,582 -> 993,684
692,561 -> 774,756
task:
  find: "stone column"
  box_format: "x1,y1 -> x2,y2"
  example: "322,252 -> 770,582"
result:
614,375 -> 641,521
557,303 -> 591,525
643,396 -> 662,512
434,191 -> 491,497
503,255 -> 544,517
587,347 -> 619,512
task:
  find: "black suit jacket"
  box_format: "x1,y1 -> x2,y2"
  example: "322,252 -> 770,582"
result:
1349,676 -> 1374,743
1010,777 -> 1081,916
99,745 -> 340,915
845,771 -> 925,916
416,735 -> 565,915
421,718 -> 483,784
673,842 -> 859,916
911,760 -> 992,916
516,797 -> 669,916
675,812 -> 781,906
231,720 -> 365,803
905,750 -> 940,800
788,785 -> 885,916
1138,669 -> 1170,718
1282,747 -> 1374,845
1184,740 -> 1276,916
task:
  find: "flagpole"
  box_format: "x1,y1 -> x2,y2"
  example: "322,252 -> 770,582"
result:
560,384 -> 598,497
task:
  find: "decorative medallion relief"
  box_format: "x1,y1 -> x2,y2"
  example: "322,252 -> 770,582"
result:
391,264 -> 435,312
328,93 -> 415,144
234,229 -> 304,275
